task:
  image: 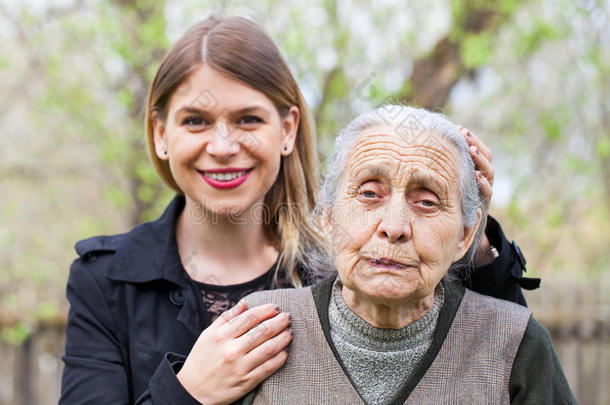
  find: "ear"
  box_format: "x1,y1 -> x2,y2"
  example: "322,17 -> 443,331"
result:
453,208 -> 483,262
151,111 -> 169,160
321,207 -> 333,235
280,106 -> 299,156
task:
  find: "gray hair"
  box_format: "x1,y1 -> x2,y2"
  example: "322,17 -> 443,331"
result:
310,105 -> 486,279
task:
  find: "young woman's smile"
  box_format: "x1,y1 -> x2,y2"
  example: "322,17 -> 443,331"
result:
198,167 -> 253,189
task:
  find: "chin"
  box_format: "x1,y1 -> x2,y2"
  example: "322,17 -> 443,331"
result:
204,199 -> 256,218
185,191 -> 262,221
359,274 -> 420,303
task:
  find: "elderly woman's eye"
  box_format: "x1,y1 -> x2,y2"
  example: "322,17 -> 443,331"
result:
415,199 -> 440,211
362,190 -> 378,198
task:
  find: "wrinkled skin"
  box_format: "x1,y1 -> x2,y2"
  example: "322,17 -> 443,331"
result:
330,125 -> 482,329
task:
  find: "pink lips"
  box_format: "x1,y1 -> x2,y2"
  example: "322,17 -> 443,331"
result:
198,167 -> 253,190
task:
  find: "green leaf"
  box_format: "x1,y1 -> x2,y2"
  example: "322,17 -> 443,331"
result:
1,322 -> 32,346
137,184 -> 155,203
35,301 -> 59,321
517,20 -> 561,56
595,136 -> 610,158
0,56 -> 10,70
104,185 -> 130,209
461,33 -> 493,69
540,114 -> 562,141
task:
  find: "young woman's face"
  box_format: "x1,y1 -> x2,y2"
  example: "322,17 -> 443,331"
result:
153,64 -> 299,217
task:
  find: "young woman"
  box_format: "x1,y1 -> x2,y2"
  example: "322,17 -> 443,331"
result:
59,16 -> 539,405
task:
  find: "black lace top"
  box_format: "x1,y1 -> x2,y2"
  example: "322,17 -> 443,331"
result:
191,263 -> 292,322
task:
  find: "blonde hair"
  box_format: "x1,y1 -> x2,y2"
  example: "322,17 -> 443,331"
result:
145,16 -> 326,286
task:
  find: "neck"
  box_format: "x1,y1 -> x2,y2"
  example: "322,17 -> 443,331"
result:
341,285 -> 436,329
175,196 -> 278,283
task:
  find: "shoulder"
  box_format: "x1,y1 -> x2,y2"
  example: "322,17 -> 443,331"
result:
69,218 -> 162,285
519,317 -> 555,354
456,288 -> 532,342
516,317 -> 560,365
68,232 -> 130,291
243,287 -> 313,311
74,233 -> 127,263
510,317 -> 577,404
463,287 -> 532,319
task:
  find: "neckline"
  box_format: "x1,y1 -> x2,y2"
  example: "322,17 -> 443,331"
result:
311,276 -> 465,405
188,257 -> 279,292
329,279 -> 445,347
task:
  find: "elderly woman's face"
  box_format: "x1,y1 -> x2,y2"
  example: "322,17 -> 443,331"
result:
331,125 -> 478,304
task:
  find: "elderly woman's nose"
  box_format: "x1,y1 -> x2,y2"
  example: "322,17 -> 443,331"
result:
376,206 -> 412,244
206,121 -> 240,159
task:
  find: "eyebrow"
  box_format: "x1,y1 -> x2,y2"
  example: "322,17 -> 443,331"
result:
352,164 -> 394,181
173,104 -> 273,118
409,169 -> 448,196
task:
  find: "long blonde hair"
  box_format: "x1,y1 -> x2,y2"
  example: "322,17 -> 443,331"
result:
145,16 -> 325,286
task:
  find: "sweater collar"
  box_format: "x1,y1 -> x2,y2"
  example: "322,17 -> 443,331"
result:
328,279 -> 444,347
311,275 -> 465,405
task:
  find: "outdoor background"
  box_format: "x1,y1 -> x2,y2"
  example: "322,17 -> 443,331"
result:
1,0 -> 609,404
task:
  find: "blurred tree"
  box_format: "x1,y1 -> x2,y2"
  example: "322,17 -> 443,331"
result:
110,0 -> 170,224
0,0 -> 608,337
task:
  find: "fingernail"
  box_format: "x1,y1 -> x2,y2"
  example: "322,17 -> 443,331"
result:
470,146 -> 476,154
476,149 -> 480,155
286,312 -> 292,321
273,304 -> 280,312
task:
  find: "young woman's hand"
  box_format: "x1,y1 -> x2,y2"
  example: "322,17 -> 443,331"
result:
457,125 -> 496,266
457,125 -> 494,209
177,300 -> 292,405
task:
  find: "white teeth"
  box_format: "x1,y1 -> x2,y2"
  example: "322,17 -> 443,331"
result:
203,170 -> 247,181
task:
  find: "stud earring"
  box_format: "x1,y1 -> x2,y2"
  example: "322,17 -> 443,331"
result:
283,146 -> 288,151
163,150 -> 168,156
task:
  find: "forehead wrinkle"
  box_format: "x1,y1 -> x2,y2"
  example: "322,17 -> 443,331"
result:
354,130 -> 459,176
400,146 -> 459,183
351,161 -> 395,181
346,131 -> 461,190
349,138 -> 404,160
411,138 -> 458,165
347,145 -> 403,177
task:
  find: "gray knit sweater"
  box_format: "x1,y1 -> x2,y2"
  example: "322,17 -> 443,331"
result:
329,280 -> 444,405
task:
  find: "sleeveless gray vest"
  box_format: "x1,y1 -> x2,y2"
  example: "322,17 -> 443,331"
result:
244,282 -> 530,404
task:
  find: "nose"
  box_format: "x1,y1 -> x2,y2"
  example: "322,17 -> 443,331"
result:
205,120 -> 240,160
376,199 -> 412,244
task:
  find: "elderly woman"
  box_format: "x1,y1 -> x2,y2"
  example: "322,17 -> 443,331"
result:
239,105 -> 575,404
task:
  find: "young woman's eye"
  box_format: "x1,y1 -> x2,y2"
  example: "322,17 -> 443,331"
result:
238,115 -> 262,126
182,116 -> 207,127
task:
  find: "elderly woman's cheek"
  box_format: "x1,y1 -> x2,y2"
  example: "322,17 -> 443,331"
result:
335,250 -> 360,277
416,265 -> 438,291
411,219 -> 455,283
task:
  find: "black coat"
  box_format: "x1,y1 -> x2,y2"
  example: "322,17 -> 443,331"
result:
59,196 -> 540,404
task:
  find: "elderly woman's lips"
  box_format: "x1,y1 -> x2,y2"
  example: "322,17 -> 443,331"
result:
366,258 -> 410,270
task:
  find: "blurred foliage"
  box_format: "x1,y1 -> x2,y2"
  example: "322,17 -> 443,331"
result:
0,0 -> 608,341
